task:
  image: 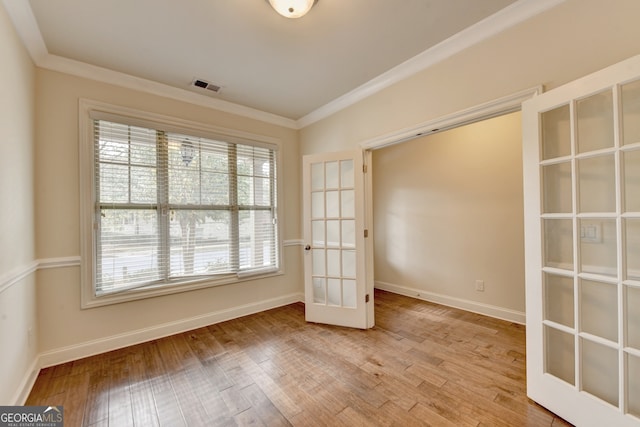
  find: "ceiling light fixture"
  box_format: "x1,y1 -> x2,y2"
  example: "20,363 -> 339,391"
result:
267,0 -> 318,18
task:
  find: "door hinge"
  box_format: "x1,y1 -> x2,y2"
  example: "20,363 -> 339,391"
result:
364,229 -> 369,238
365,294 -> 370,303
363,164 -> 368,173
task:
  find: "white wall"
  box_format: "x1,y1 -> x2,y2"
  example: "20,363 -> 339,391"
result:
33,69 -> 303,362
300,0 -> 640,317
373,112 -> 525,321
0,4 -> 38,404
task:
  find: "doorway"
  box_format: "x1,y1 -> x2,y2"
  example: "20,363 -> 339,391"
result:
371,111 -> 527,322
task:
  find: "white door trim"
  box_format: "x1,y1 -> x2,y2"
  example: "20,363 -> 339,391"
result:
359,85 -> 543,151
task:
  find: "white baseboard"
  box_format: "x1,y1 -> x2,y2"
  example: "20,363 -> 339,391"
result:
38,292 -> 304,369
11,358 -> 40,406
375,280 -> 526,325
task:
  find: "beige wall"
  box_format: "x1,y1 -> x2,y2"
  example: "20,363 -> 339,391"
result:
34,69 -> 302,354
299,0 -> 640,316
373,112 -> 525,314
0,4 -> 38,404
300,0 -> 640,155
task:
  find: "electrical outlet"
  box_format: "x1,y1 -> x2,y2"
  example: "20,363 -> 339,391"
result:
475,280 -> 485,292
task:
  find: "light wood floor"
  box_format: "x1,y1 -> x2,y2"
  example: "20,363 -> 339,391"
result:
26,290 -> 572,426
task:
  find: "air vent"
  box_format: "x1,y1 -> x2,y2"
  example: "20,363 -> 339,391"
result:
192,79 -> 221,93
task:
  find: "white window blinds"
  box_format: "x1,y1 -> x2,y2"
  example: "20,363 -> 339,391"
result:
94,118 -> 278,296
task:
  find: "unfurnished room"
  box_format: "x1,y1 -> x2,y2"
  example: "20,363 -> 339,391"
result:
1,1 -> 640,426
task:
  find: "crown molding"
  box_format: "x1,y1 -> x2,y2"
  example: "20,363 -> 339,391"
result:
40,55 -> 299,129
297,0 -> 566,128
3,0 -> 565,130
1,0 -> 298,130
1,0 -> 47,63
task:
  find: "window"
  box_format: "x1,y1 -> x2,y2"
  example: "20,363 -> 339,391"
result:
80,101 -> 281,307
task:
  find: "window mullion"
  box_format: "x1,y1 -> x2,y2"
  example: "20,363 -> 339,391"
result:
229,144 -> 239,271
270,149 -> 277,265
199,142 -> 203,205
128,126 -> 132,204
94,120 -> 103,294
157,131 -> 170,281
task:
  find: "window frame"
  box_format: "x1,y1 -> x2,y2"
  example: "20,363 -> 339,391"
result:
79,99 -> 284,309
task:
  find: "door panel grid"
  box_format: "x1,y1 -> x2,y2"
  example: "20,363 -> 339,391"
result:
303,150 -> 369,329
310,159 -> 357,308
525,60 -> 640,425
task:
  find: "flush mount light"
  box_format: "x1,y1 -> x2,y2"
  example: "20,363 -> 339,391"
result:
267,0 -> 318,18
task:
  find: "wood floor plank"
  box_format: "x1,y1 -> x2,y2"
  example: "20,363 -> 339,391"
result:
240,383 -> 292,426
169,373 -> 212,427
493,393 -> 555,426
43,364 -> 71,401
61,372 -> 90,427
289,333 -> 385,397
220,384 -> 252,416
372,377 -> 419,412
233,407 -> 267,426
156,337 -> 211,426
403,361 -> 448,389
127,345 -> 160,427
24,290 -> 572,426
440,380 -> 543,427
414,377 -> 491,426
24,367 -> 54,405
81,354 -> 110,426
233,350 -> 302,419
304,380 -> 349,415
185,326 -> 227,362
141,341 -> 187,427
107,352 -> 134,427
335,405 -> 378,427
406,401 -> 460,427
281,380 -> 347,426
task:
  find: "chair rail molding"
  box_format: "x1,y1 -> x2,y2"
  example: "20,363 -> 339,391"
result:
0,257 -> 82,295
0,261 -> 38,294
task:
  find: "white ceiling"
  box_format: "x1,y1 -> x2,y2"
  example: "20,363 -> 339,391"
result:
4,0 -> 563,127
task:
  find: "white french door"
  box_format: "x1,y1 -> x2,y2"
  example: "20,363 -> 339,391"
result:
302,150 -> 372,329
523,55 -> 640,426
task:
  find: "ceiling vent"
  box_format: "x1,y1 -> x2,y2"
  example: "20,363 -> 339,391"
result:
192,79 -> 221,94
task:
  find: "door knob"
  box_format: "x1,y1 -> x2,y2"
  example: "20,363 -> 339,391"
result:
304,245 -> 311,251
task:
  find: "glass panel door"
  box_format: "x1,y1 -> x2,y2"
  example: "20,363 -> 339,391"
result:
303,150 -> 370,329
523,55 -> 640,426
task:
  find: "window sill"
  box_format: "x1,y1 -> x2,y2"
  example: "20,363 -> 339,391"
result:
81,268 -> 284,309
